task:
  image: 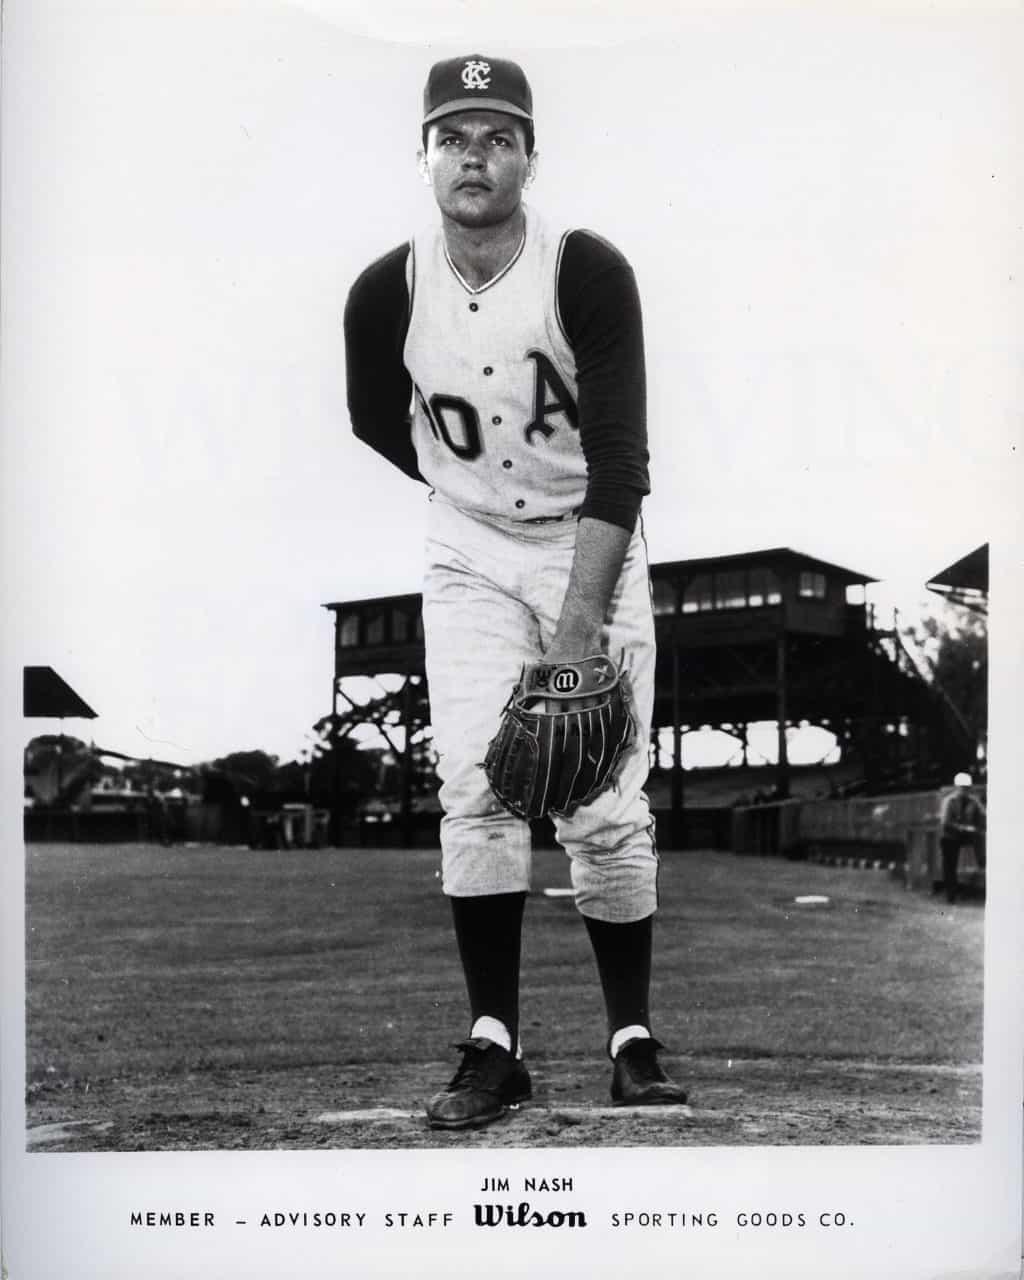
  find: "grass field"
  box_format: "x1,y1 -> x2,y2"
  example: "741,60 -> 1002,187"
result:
25,842 -> 984,1150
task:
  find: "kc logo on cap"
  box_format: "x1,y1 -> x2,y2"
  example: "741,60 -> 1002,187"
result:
461,59 -> 492,91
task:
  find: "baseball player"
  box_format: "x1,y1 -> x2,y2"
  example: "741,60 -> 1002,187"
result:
344,53 -> 687,1129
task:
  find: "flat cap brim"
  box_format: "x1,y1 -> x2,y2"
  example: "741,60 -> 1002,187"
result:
423,98 -> 533,126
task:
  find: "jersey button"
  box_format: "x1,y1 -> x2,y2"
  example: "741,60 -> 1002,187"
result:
492,415 -> 502,425
515,499 -> 525,509
483,366 -> 493,375
469,302 -> 479,312
502,459 -> 513,469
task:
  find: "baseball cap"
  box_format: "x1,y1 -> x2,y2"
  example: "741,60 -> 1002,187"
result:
423,54 -> 533,128
953,772 -> 973,787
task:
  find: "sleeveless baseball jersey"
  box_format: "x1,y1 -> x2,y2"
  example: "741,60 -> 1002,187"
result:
344,210 -> 650,532
404,208 -> 585,522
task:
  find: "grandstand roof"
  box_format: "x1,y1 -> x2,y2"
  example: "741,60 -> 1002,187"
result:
927,544 -> 989,593
649,547 -> 877,585
23,667 -> 97,719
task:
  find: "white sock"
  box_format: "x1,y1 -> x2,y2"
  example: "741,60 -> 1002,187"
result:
610,1025 -> 651,1059
470,1016 -> 512,1053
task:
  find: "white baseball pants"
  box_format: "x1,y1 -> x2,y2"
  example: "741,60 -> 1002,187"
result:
421,495 -> 658,923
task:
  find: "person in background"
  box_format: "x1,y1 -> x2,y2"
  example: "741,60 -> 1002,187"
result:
939,772 -> 986,904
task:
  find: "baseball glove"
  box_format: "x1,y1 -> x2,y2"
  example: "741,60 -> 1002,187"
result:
483,654 -> 635,821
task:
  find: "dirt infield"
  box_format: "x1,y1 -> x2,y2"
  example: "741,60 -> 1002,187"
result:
25,843 -> 984,1150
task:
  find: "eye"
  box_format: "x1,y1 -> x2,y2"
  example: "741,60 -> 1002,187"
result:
491,135 -> 511,147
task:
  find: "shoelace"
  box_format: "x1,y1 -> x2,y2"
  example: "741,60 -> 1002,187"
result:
448,1048 -> 489,1091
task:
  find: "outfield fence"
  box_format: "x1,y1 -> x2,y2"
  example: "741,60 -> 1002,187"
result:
732,787 -> 986,893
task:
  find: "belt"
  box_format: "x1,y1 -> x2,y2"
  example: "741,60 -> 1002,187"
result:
522,507 -> 580,525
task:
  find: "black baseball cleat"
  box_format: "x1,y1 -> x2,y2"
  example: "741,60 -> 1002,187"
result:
611,1037 -> 688,1106
426,1037 -> 532,1130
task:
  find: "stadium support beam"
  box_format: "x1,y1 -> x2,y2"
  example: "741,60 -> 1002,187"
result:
399,676 -> 415,849
671,644 -> 685,848
330,697 -> 343,847
776,632 -> 790,799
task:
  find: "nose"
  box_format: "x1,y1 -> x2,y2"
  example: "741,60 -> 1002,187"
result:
461,141 -> 486,169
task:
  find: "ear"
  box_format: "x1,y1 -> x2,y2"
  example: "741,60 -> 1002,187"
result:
523,150 -> 539,190
417,149 -> 431,185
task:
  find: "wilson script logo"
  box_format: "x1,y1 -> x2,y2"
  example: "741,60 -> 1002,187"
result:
473,1202 -> 587,1229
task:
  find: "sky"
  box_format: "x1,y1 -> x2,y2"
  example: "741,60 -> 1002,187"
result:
4,0 -> 1019,768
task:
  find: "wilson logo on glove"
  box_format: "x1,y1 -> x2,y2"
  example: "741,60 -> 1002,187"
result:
550,667 -> 581,694
483,654 -> 635,821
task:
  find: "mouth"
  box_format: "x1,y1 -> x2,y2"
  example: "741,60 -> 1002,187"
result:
456,180 -> 492,193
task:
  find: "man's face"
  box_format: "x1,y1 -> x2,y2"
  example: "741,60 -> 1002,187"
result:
420,110 -> 535,229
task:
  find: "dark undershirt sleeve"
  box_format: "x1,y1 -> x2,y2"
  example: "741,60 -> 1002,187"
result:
343,243 -> 424,483
557,230 -> 650,531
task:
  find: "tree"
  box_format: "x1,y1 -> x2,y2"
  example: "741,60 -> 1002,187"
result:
903,603 -> 987,772
207,750 -> 281,790
24,736 -> 100,805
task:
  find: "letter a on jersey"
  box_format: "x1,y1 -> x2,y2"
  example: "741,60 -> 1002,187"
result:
524,351 -> 578,443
